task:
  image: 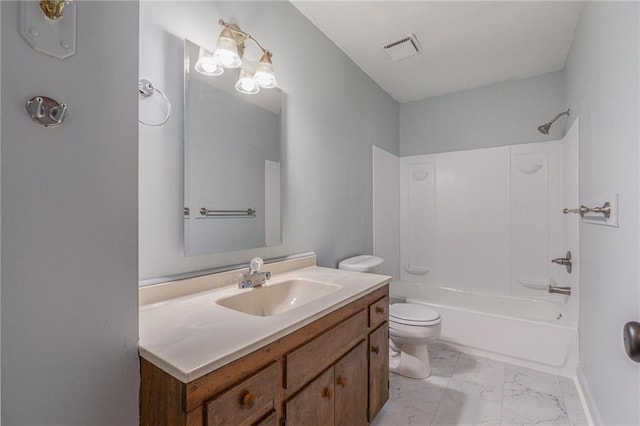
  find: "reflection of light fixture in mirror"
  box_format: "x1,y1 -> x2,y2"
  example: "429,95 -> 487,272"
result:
235,69 -> 260,95
211,19 -> 278,95
195,47 -> 223,76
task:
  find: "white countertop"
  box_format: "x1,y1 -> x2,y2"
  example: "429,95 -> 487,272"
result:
139,259 -> 390,383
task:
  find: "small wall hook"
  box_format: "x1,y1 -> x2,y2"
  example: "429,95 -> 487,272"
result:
26,96 -> 45,119
25,96 -> 68,127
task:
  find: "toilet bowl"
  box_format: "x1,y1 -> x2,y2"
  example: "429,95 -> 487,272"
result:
338,255 -> 443,380
389,303 -> 441,379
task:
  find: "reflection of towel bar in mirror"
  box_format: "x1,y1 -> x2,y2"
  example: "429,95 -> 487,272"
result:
198,208 -> 256,218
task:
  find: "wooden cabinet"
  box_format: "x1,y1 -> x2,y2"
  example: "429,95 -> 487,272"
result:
285,366 -> 335,426
368,323 -> 389,421
286,341 -> 368,426
140,285 -> 389,426
335,341 -> 368,426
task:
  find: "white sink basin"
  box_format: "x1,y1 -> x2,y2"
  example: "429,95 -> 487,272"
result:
215,279 -> 342,317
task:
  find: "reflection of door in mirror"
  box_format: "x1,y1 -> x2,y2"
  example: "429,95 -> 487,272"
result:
184,40 -> 282,256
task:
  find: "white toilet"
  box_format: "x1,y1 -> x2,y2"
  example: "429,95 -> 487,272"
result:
388,303 -> 441,379
338,255 -> 442,379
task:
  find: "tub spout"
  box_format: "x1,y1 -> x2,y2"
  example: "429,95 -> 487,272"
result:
548,285 -> 571,296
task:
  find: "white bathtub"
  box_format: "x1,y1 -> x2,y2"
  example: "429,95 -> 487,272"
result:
391,281 -> 578,376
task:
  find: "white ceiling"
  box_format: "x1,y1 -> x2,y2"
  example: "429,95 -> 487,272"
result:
291,1 -> 583,103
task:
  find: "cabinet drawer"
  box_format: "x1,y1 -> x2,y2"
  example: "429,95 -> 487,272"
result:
369,296 -> 389,328
205,363 -> 278,426
286,310 -> 366,393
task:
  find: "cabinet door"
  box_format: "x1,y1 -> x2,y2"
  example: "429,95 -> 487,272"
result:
335,341 -> 368,426
285,367 -> 334,426
368,323 -> 389,421
254,410 -> 277,426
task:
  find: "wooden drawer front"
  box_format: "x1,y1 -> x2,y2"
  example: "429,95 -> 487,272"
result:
205,363 -> 278,426
369,296 -> 389,328
286,310 -> 366,393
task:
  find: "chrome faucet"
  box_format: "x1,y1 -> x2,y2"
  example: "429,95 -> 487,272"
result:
238,257 -> 271,289
548,285 -> 571,296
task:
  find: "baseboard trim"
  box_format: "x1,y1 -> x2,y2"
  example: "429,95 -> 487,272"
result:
576,367 -> 601,425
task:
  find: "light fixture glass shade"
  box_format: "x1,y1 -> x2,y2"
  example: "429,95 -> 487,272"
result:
253,52 -> 277,88
235,69 -> 260,95
213,28 -> 242,68
195,47 -> 223,76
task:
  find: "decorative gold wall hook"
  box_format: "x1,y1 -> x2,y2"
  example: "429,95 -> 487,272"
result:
39,0 -> 67,21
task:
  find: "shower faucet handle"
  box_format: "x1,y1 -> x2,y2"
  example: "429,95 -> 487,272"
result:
551,251 -> 572,274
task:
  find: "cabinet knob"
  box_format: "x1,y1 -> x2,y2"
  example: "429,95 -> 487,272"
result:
371,345 -> 380,354
241,391 -> 256,409
375,306 -> 385,315
322,387 -> 333,400
336,376 -> 346,387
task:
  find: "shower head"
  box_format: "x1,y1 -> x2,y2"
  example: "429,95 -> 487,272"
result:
538,122 -> 552,135
538,109 -> 570,135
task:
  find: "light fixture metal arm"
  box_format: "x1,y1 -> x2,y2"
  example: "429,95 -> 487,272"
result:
219,19 -> 272,56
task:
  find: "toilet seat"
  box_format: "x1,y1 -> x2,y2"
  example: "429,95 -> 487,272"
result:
390,303 -> 441,326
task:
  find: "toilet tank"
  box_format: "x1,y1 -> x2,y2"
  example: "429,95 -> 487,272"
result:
338,255 -> 384,274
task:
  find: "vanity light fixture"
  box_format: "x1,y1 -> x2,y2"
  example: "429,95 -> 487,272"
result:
213,25 -> 243,69
197,19 -> 278,95
253,52 -> 277,89
39,0 -> 68,21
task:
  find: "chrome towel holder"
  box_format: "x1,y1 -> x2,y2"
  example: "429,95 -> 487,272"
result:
563,201 -> 611,219
138,79 -> 171,126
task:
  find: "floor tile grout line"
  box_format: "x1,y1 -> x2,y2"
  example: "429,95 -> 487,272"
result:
428,350 -> 461,425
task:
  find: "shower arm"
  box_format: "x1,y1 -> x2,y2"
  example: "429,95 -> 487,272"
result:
547,109 -> 571,126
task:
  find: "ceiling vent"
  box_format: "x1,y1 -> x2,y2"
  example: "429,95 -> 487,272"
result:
380,33 -> 422,62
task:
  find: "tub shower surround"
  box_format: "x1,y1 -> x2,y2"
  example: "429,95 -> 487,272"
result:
375,127 -> 580,375
373,343 -> 588,426
391,282 -> 578,376
399,140 -> 569,302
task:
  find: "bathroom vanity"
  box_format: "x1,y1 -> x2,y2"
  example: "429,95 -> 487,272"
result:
139,254 -> 390,425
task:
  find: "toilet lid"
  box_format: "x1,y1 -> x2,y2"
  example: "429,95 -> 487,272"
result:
390,303 -> 441,326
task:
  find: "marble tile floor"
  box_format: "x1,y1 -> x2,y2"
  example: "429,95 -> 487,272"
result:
373,343 -> 588,426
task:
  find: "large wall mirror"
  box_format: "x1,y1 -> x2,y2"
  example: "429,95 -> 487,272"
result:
184,39 -> 283,256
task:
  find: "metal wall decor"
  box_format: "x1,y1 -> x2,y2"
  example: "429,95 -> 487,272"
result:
25,96 -> 67,127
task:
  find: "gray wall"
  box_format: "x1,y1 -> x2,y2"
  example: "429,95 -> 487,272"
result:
564,2 -> 640,424
1,1 -> 139,424
400,71 -> 566,156
139,1 -> 399,280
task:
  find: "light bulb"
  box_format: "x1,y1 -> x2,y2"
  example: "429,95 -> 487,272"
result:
213,28 -> 242,69
254,52 -> 277,88
195,47 -> 223,76
235,69 -> 260,95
